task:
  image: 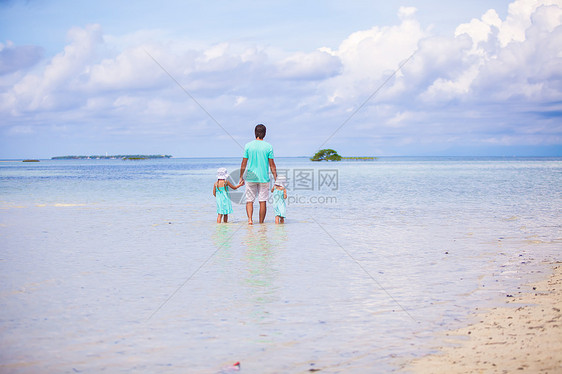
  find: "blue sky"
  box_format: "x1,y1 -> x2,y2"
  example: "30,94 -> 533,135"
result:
0,0 -> 561,158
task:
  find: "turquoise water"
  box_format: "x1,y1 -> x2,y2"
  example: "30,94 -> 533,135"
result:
0,157 -> 560,372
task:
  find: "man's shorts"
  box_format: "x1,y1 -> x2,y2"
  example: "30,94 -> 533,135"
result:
245,182 -> 269,202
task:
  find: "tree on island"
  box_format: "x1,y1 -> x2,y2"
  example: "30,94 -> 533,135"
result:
310,149 -> 342,161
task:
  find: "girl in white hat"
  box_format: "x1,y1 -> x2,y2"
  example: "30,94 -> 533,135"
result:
270,175 -> 287,224
213,168 -> 244,223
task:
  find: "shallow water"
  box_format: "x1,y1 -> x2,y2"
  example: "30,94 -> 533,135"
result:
0,157 -> 560,373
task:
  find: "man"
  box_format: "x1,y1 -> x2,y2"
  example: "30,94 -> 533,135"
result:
240,124 -> 277,224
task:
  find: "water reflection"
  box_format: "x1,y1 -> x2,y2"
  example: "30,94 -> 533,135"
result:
272,224 -> 288,248
241,224 -> 287,322
212,223 -> 235,260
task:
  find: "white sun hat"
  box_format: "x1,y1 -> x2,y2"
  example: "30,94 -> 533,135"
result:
216,168 -> 229,180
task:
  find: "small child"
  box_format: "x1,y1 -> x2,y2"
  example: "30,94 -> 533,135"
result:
271,176 -> 287,224
213,168 -> 243,223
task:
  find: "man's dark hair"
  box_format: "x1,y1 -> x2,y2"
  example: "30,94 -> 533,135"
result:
255,124 -> 266,139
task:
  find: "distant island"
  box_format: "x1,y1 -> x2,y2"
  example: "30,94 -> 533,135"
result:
311,149 -> 342,161
311,149 -> 376,161
52,155 -> 172,160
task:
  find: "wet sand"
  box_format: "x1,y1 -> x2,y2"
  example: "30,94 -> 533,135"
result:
406,263 -> 562,373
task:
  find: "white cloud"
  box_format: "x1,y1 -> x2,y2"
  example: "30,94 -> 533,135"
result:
87,46 -> 165,92
472,5 -> 562,102
316,9 -> 427,108
275,50 -> 341,80
235,96 -> 247,106
401,34 -> 475,102
455,9 -> 502,49
421,65 -> 479,102
497,0 -> 558,46
392,0 -> 562,107
0,0 -> 561,157
398,6 -> 417,20
387,111 -> 417,128
2,24 -> 102,114
313,0 -> 562,154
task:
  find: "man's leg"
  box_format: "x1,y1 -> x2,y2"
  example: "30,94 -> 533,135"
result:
258,183 -> 269,223
246,202 -> 254,224
246,183 -> 258,225
259,201 -> 267,223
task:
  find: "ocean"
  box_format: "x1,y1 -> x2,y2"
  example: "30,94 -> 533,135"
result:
0,157 -> 560,373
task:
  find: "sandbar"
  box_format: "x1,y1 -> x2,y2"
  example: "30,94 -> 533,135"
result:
405,263 -> 562,373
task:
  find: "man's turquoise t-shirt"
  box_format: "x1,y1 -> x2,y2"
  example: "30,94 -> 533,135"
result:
243,140 -> 274,183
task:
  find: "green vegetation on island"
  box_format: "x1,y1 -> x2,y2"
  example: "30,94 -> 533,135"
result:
52,155 -> 172,160
341,156 -> 376,161
311,149 -> 376,161
310,149 -> 342,161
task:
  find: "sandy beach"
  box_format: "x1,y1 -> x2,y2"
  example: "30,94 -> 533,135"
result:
405,263 -> 562,373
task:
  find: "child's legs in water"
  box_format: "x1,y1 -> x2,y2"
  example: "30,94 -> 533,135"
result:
217,214 -> 223,223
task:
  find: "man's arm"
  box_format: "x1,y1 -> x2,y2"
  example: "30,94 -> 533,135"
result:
269,158 -> 277,182
240,158 -> 248,183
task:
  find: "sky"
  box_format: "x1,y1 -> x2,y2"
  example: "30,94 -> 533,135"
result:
0,0 -> 561,158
